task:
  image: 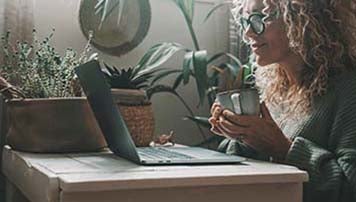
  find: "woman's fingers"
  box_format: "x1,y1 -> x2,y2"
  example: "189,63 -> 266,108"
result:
210,102 -> 221,115
217,116 -> 250,139
208,117 -> 219,128
210,125 -> 225,137
211,106 -> 223,121
222,109 -> 253,127
216,123 -> 246,140
211,123 -> 233,139
209,103 -> 222,128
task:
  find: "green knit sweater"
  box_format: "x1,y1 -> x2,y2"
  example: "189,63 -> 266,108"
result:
223,70 -> 356,202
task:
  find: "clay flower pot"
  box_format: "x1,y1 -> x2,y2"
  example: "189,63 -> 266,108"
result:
5,97 -> 107,153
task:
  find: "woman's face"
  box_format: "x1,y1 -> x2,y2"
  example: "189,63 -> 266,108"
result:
242,0 -> 291,66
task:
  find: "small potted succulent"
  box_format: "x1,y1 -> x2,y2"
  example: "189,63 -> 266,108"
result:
0,29 -> 106,153
102,64 -> 156,147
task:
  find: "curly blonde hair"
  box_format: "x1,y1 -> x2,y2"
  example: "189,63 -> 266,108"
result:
232,0 -> 356,117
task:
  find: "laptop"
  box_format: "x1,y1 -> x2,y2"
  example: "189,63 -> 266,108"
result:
74,60 -> 245,165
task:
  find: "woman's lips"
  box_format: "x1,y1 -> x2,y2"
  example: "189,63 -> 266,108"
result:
251,43 -> 267,53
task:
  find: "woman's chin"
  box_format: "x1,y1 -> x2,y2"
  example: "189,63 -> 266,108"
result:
255,56 -> 272,67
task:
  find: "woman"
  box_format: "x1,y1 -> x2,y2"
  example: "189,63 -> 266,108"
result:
209,0 -> 356,201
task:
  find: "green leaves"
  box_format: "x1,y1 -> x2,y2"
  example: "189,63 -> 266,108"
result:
0,30 -> 93,98
192,50 -> 208,106
181,50 -> 209,106
172,0 -> 195,23
134,43 -> 186,77
139,45 -> 245,106
103,63 -> 167,90
184,116 -> 211,128
150,69 -> 182,86
172,0 -> 199,50
208,52 -> 242,77
183,52 -> 193,84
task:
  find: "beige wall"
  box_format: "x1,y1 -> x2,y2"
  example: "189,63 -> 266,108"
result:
32,0 -> 229,145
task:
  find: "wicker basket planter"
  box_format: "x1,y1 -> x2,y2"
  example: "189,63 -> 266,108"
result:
111,89 -> 155,147
4,97 -> 107,153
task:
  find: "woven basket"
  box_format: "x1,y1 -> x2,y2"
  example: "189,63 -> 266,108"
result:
111,89 -> 155,147
117,103 -> 155,147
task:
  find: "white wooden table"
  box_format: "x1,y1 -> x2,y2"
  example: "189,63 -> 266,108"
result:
2,146 -> 308,202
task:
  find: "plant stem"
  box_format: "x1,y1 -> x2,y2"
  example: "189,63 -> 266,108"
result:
186,20 -> 200,51
174,0 -> 200,50
173,91 -> 207,141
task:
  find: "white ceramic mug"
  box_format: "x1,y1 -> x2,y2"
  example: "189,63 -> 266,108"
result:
215,88 -> 260,115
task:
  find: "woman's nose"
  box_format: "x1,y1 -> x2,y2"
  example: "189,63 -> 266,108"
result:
244,25 -> 258,41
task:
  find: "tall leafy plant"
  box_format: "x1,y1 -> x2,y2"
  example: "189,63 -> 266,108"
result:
95,0 -> 255,144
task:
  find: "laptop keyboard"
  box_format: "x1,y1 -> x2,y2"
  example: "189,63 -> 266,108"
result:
138,147 -> 195,160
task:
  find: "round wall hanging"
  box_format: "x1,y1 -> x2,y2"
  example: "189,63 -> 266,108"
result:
78,0 -> 151,56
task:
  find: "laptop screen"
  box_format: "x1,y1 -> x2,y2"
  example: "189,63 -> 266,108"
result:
74,60 -> 140,163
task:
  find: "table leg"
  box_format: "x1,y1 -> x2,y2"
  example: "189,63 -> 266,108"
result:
5,179 -> 30,202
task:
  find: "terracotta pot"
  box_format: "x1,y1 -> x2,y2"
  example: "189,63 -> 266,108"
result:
111,89 -> 155,147
5,97 -> 107,153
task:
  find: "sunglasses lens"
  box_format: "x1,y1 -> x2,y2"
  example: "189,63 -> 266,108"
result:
240,18 -> 249,30
250,15 -> 264,34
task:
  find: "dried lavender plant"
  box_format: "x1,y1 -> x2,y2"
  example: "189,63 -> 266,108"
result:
0,29 -> 94,98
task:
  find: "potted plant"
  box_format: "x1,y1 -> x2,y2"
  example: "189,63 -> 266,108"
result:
102,64 -> 155,147
95,0 -> 254,147
137,1 -> 252,146
0,29 -> 106,153
100,42 -> 187,146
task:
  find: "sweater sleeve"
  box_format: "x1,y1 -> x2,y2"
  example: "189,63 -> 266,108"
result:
224,139 -> 270,161
286,77 -> 356,202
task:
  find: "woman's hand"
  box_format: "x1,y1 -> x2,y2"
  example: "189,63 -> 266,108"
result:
210,102 -> 292,161
208,102 -> 227,137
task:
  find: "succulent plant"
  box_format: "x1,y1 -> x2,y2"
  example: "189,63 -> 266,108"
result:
101,42 -> 184,92
102,64 -> 158,90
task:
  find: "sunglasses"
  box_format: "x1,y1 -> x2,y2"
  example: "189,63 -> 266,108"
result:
239,10 -> 280,35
